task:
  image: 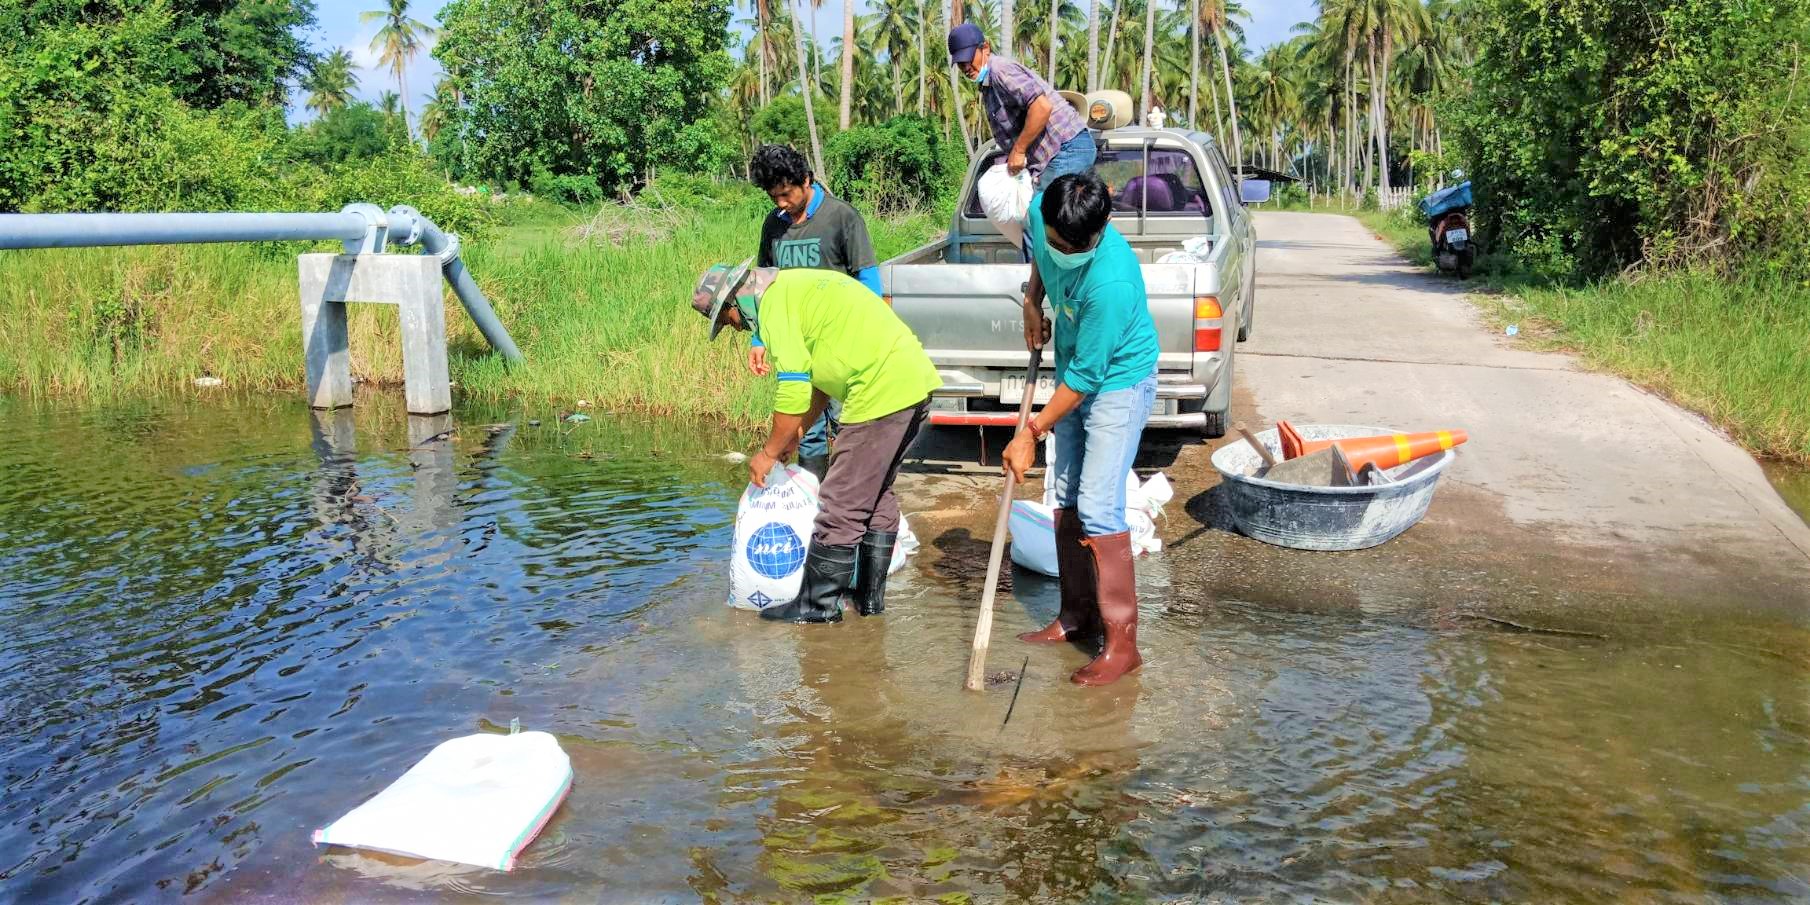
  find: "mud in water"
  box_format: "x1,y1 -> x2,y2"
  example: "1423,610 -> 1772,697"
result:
1,397 -> 1807,903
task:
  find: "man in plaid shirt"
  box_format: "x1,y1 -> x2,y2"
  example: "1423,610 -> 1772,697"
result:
947,22 -> 1097,190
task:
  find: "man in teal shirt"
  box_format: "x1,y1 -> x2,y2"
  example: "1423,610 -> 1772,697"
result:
1001,172 -> 1159,686
694,262 -> 942,624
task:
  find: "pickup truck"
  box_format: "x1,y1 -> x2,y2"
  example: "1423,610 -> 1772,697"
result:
881,127 -> 1263,438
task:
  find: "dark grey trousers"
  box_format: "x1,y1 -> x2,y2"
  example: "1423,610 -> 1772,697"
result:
814,400 -> 929,546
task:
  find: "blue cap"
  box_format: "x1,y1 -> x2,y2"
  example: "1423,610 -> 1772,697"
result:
947,22 -> 985,64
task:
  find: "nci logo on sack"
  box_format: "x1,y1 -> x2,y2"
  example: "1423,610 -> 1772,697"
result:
746,522 -> 807,579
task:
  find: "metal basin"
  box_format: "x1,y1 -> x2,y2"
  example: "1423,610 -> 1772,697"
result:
1210,424 -> 1456,551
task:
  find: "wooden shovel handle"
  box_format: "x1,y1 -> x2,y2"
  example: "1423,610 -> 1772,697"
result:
1236,422 -> 1278,467
965,346 -> 1044,692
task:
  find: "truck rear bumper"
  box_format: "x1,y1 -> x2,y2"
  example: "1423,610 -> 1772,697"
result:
928,410 -> 1208,429
926,368 -> 1211,430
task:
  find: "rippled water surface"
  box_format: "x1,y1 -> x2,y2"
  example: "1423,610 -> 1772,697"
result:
1,398 -> 1807,903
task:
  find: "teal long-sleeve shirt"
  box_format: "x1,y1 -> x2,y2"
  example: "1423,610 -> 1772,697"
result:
1026,203 -> 1160,394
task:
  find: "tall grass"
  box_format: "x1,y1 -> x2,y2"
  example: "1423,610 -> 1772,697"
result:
0,198 -> 948,428
1348,209 -> 1810,463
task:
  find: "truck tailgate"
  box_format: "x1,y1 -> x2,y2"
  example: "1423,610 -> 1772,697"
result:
885,261 -> 1209,373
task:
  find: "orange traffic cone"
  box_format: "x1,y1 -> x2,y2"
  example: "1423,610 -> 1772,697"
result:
1276,420 -> 1468,471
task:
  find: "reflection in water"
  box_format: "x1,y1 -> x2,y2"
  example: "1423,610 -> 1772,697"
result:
0,397 -> 1805,903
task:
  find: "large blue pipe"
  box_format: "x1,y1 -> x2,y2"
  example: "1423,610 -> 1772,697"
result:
0,212 -> 370,249
0,207 -> 522,364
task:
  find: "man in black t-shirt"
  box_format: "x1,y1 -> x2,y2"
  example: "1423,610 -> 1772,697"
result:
747,144 -> 884,481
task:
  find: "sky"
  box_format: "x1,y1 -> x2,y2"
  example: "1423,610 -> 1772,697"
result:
290,0 -> 1318,123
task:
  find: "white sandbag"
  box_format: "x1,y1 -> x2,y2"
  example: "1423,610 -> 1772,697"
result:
1008,499 -> 1060,577
976,163 -> 1034,247
313,730 -> 572,871
1126,471 -> 1174,556
889,515 -> 919,575
729,464 -> 820,611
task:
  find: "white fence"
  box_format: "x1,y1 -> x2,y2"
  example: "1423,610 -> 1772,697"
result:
1377,187 -> 1414,210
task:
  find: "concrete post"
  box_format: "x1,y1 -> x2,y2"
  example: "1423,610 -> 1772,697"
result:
299,254 -> 451,415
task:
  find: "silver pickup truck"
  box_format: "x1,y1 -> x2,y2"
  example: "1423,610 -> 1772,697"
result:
882,127 -> 1263,437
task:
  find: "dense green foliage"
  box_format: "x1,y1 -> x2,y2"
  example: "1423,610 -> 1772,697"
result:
291,102 -> 403,164
824,115 -> 962,214
1452,0 -> 1810,280
750,94 -> 838,158
432,0 -> 736,197
0,0 -> 316,109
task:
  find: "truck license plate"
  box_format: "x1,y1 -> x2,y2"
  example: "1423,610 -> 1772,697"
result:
999,374 -> 1056,405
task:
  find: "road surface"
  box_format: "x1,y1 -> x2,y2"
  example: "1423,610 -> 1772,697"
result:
903,211 -> 1810,632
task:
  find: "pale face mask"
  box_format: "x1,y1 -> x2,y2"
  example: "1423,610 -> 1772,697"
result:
1045,235 -> 1098,270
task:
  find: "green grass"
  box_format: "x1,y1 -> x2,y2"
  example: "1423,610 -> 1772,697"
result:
0,197 -> 948,428
1348,208 -> 1810,464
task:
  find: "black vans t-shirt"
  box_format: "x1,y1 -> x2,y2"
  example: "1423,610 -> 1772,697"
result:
757,185 -> 879,277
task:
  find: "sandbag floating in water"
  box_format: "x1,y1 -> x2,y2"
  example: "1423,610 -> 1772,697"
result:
313,730 -> 572,871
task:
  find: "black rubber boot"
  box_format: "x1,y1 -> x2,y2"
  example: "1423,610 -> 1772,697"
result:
760,541 -> 855,624
849,530 -> 898,616
799,454 -> 830,484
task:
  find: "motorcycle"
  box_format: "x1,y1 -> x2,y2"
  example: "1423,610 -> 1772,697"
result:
1419,179 -> 1475,279
1430,209 -> 1475,279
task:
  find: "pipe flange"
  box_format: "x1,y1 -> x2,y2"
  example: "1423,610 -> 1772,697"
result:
385,205 -> 425,247
434,232 -> 461,265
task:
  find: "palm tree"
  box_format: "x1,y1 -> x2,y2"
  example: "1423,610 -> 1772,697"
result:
919,0 -> 929,115
1001,0 -> 1015,57
1187,0 -> 1199,127
1048,0 -> 1061,82
786,0 -> 827,173
1101,0 -> 1123,87
758,0 -> 772,105
304,49 -> 358,116
1139,0 -> 1156,117
1086,0 -> 1101,90
871,0 -> 918,115
1200,0 -> 1242,171
839,0 -> 856,127
949,0 -> 974,153
360,0 -> 435,138
420,79 -> 454,143
1250,42 -> 1300,169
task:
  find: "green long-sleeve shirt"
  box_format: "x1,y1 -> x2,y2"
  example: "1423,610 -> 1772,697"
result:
756,269 -> 942,423
1026,203 -> 1160,394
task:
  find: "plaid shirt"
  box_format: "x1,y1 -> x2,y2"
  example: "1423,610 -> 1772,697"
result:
981,56 -> 1086,180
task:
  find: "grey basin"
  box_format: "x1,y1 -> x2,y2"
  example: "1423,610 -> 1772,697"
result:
1210,424 -> 1456,551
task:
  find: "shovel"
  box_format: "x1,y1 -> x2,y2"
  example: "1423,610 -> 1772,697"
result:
965,345 -> 1044,692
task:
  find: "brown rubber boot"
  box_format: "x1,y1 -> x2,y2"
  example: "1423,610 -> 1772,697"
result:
1018,508 -> 1101,644
1071,531 -> 1141,685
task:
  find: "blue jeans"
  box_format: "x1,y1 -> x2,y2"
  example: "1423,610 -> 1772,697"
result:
798,397 -> 841,460
1048,374 -> 1157,537
1036,129 -> 1098,190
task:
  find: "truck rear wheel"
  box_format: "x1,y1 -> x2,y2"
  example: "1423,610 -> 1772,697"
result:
1197,345 -> 1233,439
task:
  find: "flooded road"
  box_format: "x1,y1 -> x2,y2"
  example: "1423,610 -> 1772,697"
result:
2,398 -> 1808,903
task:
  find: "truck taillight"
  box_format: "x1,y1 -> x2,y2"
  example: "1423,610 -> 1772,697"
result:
1193,295 -> 1223,352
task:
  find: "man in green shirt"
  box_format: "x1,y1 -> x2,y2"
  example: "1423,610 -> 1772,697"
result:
1001,172 -> 1159,686
693,261 -> 943,623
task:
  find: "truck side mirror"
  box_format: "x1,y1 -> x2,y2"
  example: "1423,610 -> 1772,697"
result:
1239,179 -> 1272,205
